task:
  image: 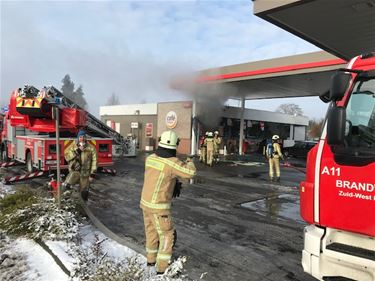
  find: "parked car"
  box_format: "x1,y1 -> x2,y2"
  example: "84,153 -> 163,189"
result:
283,141 -> 317,158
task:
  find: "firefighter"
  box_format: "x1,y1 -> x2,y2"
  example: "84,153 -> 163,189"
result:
199,132 -> 208,163
205,132 -> 215,166
266,135 -> 283,182
64,130 -> 97,200
140,130 -> 196,275
213,131 -> 221,163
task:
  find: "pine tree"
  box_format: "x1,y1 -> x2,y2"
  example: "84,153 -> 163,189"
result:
60,75 -> 88,109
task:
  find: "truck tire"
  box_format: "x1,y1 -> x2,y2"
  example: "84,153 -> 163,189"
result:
26,152 -> 34,173
1,144 -> 8,162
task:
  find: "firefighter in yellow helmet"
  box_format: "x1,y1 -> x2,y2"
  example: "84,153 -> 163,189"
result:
266,135 -> 283,182
213,131 -> 221,163
140,130 -> 196,275
204,132 -> 215,166
64,130 -> 97,200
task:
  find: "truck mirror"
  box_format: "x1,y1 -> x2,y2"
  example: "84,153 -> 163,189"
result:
327,105 -> 346,145
319,90 -> 330,103
330,72 -> 351,101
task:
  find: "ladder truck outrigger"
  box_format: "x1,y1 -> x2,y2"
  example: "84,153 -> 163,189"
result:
301,53 -> 375,281
0,85 -> 134,176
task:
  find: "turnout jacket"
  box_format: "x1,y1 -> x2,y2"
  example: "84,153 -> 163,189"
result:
64,142 -> 98,177
213,136 -> 221,152
272,143 -> 283,159
140,154 -> 197,214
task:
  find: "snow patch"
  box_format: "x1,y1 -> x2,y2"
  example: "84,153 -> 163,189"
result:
14,239 -> 69,281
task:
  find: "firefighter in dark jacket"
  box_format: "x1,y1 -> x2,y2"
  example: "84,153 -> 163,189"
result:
140,130 -> 196,274
64,130 -> 97,200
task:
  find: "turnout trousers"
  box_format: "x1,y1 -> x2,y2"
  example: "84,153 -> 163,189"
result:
65,171 -> 90,191
199,147 -> 207,163
143,210 -> 175,273
206,149 -> 214,166
268,157 -> 280,179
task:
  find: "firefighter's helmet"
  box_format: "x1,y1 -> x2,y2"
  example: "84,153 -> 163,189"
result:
77,130 -> 87,140
272,135 -> 280,140
159,130 -> 180,149
214,131 -> 219,135
208,132 -> 214,137
205,132 -> 209,136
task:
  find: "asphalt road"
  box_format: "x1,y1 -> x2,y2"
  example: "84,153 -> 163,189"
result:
86,154 -> 314,281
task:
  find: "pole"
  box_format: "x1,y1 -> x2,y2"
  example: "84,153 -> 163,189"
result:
55,107 -> 61,208
239,97 -> 245,155
191,99 -> 197,155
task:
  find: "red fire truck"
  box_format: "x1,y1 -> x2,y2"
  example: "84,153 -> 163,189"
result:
0,85 -> 127,172
300,53 -> 375,280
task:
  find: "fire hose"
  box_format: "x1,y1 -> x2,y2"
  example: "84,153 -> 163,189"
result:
282,161 -> 306,174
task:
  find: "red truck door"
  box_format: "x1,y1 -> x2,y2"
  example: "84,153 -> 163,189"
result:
318,75 -> 375,237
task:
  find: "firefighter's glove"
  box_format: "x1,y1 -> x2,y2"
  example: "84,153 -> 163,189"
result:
173,181 -> 182,198
89,173 -> 96,182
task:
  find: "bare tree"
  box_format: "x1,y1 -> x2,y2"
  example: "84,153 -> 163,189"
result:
276,103 -> 304,116
106,92 -> 121,105
308,118 -> 324,139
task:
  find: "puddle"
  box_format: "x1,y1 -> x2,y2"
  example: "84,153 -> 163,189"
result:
230,161 -> 264,167
241,193 -> 303,224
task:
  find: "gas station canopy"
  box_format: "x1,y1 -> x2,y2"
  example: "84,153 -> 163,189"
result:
174,51 -> 347,100
253,0 -> 375,60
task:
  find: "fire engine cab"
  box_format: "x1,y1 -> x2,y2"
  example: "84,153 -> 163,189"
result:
300,53 -> 375,281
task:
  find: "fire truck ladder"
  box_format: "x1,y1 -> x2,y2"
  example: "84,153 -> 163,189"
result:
21,85 -> 133,156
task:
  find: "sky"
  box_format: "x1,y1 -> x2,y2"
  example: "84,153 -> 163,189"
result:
1,0 -> 327,120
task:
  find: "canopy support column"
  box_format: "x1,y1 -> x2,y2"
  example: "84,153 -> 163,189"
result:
191,99 -> 197,155
239,97 -> 245,155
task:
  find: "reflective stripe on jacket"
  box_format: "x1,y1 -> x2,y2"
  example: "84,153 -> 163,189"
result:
140,154 -> 196,214
64,142 -> 98,177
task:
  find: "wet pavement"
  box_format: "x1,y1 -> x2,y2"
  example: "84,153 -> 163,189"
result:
1,153 -> 313,281
86,153 -> 312,281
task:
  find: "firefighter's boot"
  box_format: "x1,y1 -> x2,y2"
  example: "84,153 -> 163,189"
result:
145,263 -> 157,277
62,182 -> 71,191
276,177 -> 280,182
81,189 -> 89,201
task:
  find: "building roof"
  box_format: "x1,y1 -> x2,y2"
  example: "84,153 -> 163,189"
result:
100,103 -> 157,116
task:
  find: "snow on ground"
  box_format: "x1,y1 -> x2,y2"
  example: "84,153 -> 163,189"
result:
1,223 -> 191,281
0,181 -> 192,281
14,239 -> 70,281
79,224 -> 144,261
0,181 -> 14,198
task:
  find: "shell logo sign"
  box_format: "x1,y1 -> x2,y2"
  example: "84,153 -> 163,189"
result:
165,111 -> 178,129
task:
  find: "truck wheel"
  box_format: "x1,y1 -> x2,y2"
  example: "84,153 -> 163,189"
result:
1,145 -> 8,162
26,152 -> 34,173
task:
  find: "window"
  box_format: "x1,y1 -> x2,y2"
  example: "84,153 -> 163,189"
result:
334,75 -> 375,165
99,144 -> 109,153
49,144 -> 61,154
345,77 -> 375,151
